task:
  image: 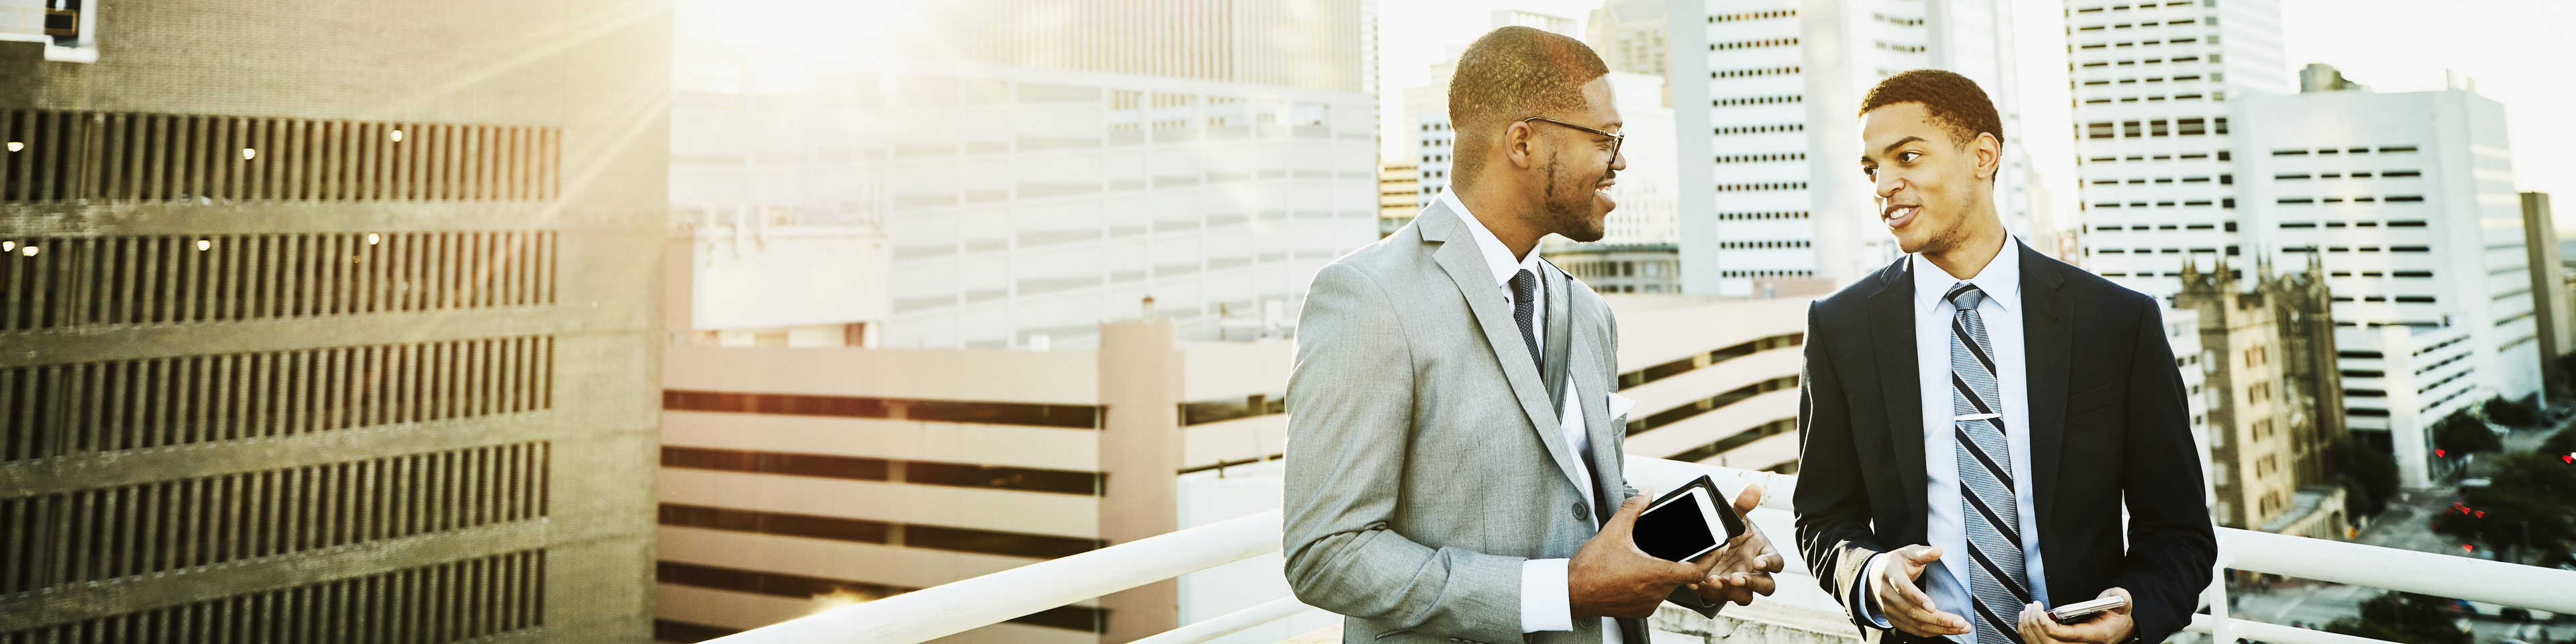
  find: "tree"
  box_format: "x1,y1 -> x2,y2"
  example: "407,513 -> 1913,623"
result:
2542,424 -> 2576,459
2332,437 -> 2401,519
2325,592 -> 2470,644
2429,453 -> 2576,564
2430,409 -> 2500,457
2481,396 -> 2541,428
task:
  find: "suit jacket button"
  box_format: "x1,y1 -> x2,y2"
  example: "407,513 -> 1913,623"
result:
1573,502 -> 1587,519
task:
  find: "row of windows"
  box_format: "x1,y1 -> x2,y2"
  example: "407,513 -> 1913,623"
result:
0,231 -> 559,332
0,550 -> 545,644
661,446 -> 1102,496
1876,41 -> 1925,54
1718,240 -> 1811,250
662,389 -> 1102,429
2079,92 -> 2216,105
2090,222 -> 2237,231
2085,151 -> 2229,163
1717,152 -> 1805,164
1721,269 -> 1814,278
1713,95 -> 1803,107
1709,9 -> 1795,22
1712,66 -> 1801,79
1668,417 -> 1796,463
2091,174 -> 2229,185
2084,117 -> 2226,139
2278,220 -> 2429,229
2090,199 -> 2229,209
1,336 -> 554,462
2279,245 -> 2434,253
1179,392 -> 1286,426
1715,182 -> 1807,192
1629,376 -> 1800,436
2073,36 -> 2204,50
2277,195 -> 2427,205
2078,74 -> 2211,87
1715,123 -> 1804,136
2275,146 -> 2417,156
2076,54 -> 2210,68
659,503 -> 1101,559
2076,17 -> 2208,31
1563,260 -> 1668,281
2420,369 -> 2478,413
1717,211 -> 1808,221
0,109 -> 561,203
0,442 -> 548,596
2330,295 -> 2438,303
1872,13 -> 1923,26
2074,2 -> 2204,12
654,561 -> 1102,635
2277,170 -> 2421,180
1711,38 -> 1796,51
1617,333 -> 1804,389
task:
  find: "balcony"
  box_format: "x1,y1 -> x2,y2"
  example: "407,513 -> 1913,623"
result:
696,457 -> 2576,644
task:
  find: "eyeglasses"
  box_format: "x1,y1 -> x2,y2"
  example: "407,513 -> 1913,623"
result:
1519,116 -> 1624,162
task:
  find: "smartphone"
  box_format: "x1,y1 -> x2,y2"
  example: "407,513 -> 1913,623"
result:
2047,596 -> 2127,624
1631,476 -> 1749,561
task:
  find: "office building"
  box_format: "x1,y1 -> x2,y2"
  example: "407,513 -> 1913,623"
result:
2061,0 -> 2289,296
2233,80 -> 2537,488
2521,191 -> 2570,390
671,0 -> 1378,352
1379,162 -> 1418,236
2171,260 -> 2349,536
1611,296 -> 1813,472
0,0 -> 667,639
1591,0 -> 1672,78
1666,0 -> 2038,296
654,323 -> 1316,644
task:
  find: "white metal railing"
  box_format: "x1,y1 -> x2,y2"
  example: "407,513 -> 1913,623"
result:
706,459 -> 2576,644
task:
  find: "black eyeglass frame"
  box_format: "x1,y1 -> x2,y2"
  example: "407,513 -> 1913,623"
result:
1518,116 -> 1625,162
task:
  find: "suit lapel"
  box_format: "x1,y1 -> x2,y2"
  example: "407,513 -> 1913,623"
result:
1866,258 -> 1931,532
1561,272 -> 1625,525
1415,203 -> 1587,496
2019,244 -> 2074,527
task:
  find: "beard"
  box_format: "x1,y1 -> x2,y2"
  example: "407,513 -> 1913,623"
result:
1540,154 -> 1609,243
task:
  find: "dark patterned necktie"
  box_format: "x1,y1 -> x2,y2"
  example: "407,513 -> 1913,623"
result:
1946,282 -> 2031,644
1511,269 -> 1542,374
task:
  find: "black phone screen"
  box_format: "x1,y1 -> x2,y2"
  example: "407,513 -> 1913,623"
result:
1633,492 -> 1721,561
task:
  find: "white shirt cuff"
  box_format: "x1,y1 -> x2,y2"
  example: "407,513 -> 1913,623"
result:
1855,553 -> 1894,629
1521,558 -> 1574,633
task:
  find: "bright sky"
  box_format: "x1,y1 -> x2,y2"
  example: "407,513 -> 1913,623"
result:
1377,0 -> 2576,228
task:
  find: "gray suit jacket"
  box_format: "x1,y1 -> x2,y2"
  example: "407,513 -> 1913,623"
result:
1283,201 -> 1642,644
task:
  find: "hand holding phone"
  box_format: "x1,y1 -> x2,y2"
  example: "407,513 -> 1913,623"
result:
2047,595 -> 2127,624
1631,476 -> 1747,561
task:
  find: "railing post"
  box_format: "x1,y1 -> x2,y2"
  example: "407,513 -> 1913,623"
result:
2206,535 -> 2236,644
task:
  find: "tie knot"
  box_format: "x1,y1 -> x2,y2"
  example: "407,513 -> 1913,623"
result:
1945,282 -> 1986,309
1511,269 -> 1538,301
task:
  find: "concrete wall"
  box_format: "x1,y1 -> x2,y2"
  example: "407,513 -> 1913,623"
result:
0,0 -> 671,639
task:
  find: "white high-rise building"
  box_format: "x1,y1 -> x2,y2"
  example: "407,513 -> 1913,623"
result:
669,0 -> 1378,352
2233,83 -> 2537,488
2061,0 -> 2290,297
1666,0 -> 2036,296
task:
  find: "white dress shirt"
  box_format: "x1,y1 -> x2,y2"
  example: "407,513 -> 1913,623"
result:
1855,239 -> 2053,640
1442,191 -> 1619,643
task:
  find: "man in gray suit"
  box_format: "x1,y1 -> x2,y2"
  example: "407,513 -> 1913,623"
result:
1283,27 -> 1784,644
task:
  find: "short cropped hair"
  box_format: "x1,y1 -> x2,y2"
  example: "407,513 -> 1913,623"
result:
1857,69 -> 2004,150
1447,26 -> 1610,189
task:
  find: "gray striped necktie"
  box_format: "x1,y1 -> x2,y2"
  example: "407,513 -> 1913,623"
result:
1946,282 -> 2031,644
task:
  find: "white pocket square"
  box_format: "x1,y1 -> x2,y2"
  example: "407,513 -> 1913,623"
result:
1608,392 -> 1637,421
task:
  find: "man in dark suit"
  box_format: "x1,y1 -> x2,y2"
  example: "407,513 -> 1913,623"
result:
1792,69 -> 2216,644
